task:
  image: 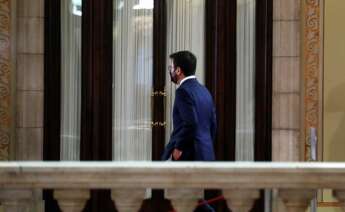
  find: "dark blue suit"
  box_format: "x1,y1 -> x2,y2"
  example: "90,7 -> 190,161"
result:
162,78 -> 216,161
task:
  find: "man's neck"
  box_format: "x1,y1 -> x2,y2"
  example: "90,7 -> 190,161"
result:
178,75 -> 196,86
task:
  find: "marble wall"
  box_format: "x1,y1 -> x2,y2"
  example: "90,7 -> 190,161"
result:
15,0 -> 44,160
0,0 -> 44,161
272,0 -> 302,161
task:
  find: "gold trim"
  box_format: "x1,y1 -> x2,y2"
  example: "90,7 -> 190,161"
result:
0,0 -> 11,160
302,0 -> 323,161
318,201 -> 342,207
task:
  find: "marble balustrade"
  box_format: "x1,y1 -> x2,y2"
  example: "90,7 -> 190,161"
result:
1,162 -> 345,212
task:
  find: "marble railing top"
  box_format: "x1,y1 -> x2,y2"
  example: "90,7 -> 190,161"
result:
1,161 -> 345,189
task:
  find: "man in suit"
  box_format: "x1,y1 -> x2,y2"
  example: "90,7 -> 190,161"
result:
162,50 -> 216,162
162,51 -> 217,211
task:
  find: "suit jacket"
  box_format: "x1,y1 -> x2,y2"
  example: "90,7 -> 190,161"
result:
162,78 -> 216,161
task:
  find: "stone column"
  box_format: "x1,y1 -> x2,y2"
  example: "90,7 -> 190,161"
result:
16,0 -> 44,161
0,189 -> 33,212
272,0 -> 302,163
111,189 -> 145,212
223,189 -> 260,212
165,189 -> 203,212
332,189 -> 345,211
54,189 -> 90,212
279,189 -> 316,212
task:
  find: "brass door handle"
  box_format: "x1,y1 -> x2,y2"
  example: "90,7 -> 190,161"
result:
151,121 -> 166,127
151,89 -> 167,128
151,91 -> 167,97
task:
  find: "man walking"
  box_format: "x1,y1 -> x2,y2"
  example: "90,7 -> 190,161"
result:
162,51 -> 217,211
162,51 -> 216,161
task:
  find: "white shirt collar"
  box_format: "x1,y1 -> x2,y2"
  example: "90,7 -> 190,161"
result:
179,75 -> 196,86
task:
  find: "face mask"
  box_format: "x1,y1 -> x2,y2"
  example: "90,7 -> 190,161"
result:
170,69 -> 178,84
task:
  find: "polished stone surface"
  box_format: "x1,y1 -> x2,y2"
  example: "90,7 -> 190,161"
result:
1,162 -> 345,189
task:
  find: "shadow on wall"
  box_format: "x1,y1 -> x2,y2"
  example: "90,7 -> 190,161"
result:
324,82 -> 345,161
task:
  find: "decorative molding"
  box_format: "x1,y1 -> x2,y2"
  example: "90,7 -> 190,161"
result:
303,0 -> 323,161
318,201 -> 342,207
0,0 -> 11,160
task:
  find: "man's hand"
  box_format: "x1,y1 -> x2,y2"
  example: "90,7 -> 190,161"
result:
172,148 -> 182,160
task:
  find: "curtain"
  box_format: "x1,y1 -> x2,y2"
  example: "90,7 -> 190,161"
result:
236,0 -> 256,161
165,0 -> 205,143
60,0 -> 82,161
112,0 -> 153,161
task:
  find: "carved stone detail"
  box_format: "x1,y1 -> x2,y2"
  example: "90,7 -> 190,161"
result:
0,0 -> 11,161
303,0 -> 323,161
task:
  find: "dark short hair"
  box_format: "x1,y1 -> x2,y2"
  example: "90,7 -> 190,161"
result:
169,51 -> 197,76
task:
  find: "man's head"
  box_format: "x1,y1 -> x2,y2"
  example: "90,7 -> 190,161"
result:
169,51 -> 197,84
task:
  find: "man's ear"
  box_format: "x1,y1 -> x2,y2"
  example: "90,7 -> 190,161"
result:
176,67 -> 182,76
